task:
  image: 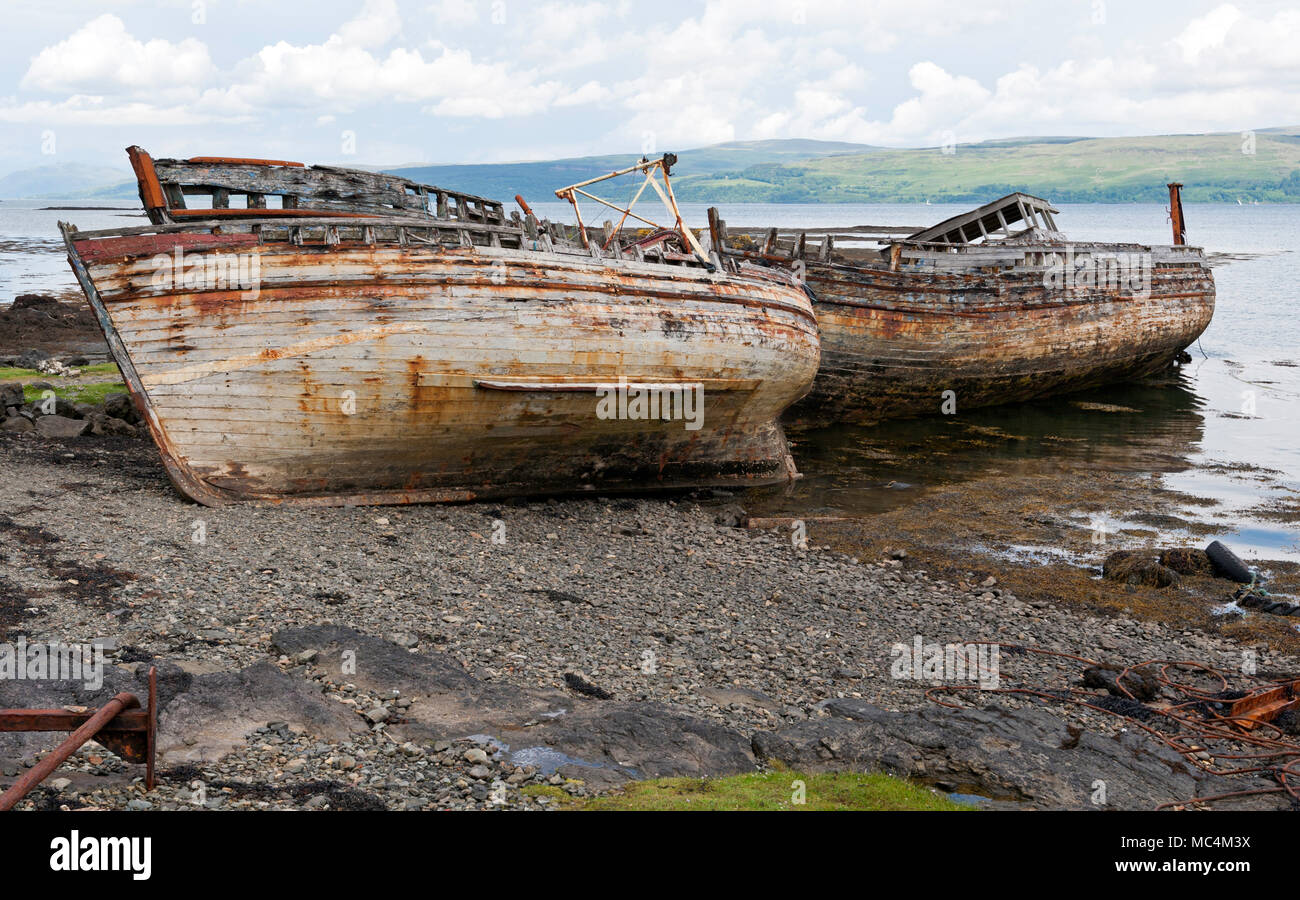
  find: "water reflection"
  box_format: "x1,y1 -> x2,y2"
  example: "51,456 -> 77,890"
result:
750,371 -> 1208,518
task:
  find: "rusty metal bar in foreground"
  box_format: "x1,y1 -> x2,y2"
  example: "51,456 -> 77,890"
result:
0,666 -> 157,810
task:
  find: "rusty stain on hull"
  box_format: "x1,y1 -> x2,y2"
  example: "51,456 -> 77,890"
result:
707,203 -> 1216,423
799,260 -> 1215,421
62,214 -> 819,508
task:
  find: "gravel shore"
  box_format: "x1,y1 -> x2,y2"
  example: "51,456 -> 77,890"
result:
2,431 -> 1296,810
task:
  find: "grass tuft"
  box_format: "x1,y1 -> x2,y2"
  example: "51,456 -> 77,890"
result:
522,771 -> 975,811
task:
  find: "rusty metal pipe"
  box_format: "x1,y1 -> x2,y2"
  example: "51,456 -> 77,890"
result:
0,692 -> 140,811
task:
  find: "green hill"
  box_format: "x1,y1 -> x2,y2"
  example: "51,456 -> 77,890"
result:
388,139 -> 874,203
668,128 -> 1300,203
9,130 -> 1298,204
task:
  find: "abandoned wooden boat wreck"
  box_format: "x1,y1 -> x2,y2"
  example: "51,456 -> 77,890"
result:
708,185 -> 1214,423
59,148 -> 818,506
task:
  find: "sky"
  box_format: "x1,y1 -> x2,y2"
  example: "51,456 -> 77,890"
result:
1,0 -> 1299,174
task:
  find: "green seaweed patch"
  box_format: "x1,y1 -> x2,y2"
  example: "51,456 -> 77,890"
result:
523,771 -> 974,811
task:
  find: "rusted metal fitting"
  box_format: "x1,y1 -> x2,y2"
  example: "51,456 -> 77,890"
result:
0,666 -> 157,810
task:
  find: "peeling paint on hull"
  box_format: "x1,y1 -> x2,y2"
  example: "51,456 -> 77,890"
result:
792,256 -> 1215,422
64,236 -> 820,506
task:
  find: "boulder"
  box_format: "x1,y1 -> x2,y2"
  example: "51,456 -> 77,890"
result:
1081,663 -> 1160,700
0,383 -> 21,408
14,348 -> 50,371
87,413 -> 136,436
0,417 -> 32,433
34,415 -> 90,439
101,392 -> 139,424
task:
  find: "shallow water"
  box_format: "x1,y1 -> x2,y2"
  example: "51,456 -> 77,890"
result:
2,199 -> 1297,559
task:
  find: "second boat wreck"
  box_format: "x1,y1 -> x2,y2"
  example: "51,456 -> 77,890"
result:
709,186 -> 1215,423
60,148 -> 819,506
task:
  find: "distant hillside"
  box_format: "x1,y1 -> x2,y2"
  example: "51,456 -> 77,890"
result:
388,139 -> 874,203
0,163 -> 131,199
669,128 -> 1300,203
7,130 -> 1299,203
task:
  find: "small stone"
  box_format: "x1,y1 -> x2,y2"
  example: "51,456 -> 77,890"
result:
463,748 -> 489,765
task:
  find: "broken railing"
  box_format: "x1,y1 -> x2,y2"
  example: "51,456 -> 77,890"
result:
554,154 -> 711,266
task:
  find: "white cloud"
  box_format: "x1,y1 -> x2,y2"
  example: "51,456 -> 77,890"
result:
555,80 -> 611,107
428,0 -> 480,28
9,0 -> 1300,165
21,14 -> 215,97
0,95 -> 238,126
1174,3 -> 1241,63
338,0 -> 403,48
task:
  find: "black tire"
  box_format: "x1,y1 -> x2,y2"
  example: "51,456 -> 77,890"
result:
1205,540 -> 1255,583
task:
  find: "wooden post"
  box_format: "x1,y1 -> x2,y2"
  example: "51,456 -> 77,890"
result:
1168,182 -> 1186,245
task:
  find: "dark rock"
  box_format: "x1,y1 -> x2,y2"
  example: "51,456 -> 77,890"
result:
14,349 -> 50,370
64,356 -> 89,367
713,503 -> 747,527
1158,547 -> 1213,577
564,671 -> 611,699
34,415 -> 90,439
11,294 -> 59,311
157,661 -> 365,763
0,384 -> 21,408
1082,663 -> 1160,700
0,417 -> 32,433
1102,551 -> 1180,588
101,393 -> 139,424
271,626 -> 754,782
53,396 -> 81,419
86,412 -> 136,437
751,699 -> 1284,810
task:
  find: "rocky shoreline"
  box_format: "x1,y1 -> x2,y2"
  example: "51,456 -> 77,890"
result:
1,427 -> 1297,811
1,292 -> 1297,812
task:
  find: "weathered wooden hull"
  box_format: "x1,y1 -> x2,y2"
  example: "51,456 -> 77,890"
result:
793,254 -> 1215,422
64,235 -> 820,506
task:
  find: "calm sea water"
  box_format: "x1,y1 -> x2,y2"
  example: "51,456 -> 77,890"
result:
2,199 -> 1297,558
